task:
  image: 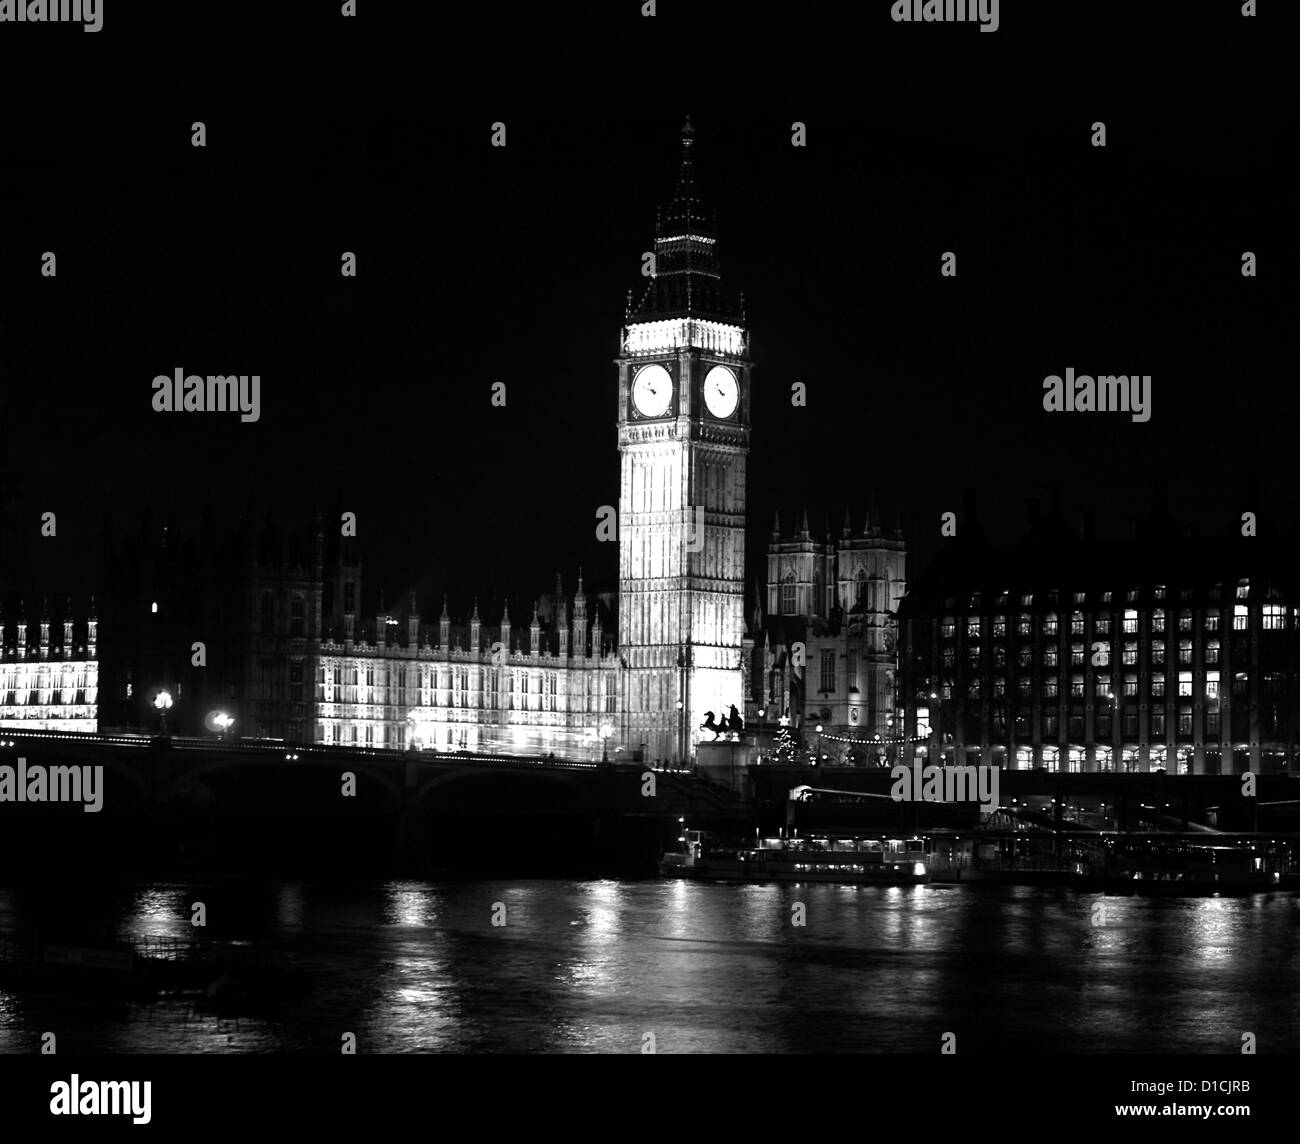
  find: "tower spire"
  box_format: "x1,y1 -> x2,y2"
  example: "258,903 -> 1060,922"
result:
626,116 -> 741,324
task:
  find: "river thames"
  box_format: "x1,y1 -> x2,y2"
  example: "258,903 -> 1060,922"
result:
2,879 -> 1298,1053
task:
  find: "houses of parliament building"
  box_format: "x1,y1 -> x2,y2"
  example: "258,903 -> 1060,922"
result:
0,121 -> 906,764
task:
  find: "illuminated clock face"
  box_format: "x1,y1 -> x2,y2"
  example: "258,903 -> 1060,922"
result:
703,365 -> 739,418
632,364 -> 672,418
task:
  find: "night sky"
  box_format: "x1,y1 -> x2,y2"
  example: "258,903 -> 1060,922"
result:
0,6 -> 1292,622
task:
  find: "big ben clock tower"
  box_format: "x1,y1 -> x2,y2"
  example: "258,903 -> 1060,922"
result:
616,118 -> 751,764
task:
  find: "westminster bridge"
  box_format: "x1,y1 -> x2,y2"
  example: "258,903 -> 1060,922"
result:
0,729 -> 748,872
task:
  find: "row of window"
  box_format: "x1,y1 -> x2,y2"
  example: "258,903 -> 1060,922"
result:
0,691 -> 92,705
939,668 -> 1279,700
945,638 -> 1234,669
953,581 -> 1264,610
942,604 -> 1287,640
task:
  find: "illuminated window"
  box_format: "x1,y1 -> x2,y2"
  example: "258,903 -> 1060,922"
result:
1095,616 -> 1111,636
1123,675 -> 1138,697
1152,609 -> 1165,633
1096,674 -> 1112,695
1122,609 -> 1138,634
1154,584 -> 1166,600
1071,612 -> 1084,635
1044,646 -> 1058,667
1152,678 -> 1165,698
1178,639 -> 1192,665
1236,580 -> 1249,599
1233,605 -> 1249,631
1178,611 -> 1192,632
1205,639 -> 1220,664
993,677 -> 1006,696
1070,675 -> 1084,698
1178,672 -> 1193,698
1070,644 -> 1084,667
941,616 -> 956,639
1043,614 -> 1058,635
1100,591 -> 1112,603
1044,677 -> 1058,698
1021,594 -> 1033,607
994,646 -> 1006,667
1016,747 -> 1033,770
1122,644 -> 1137,666
1206,671 -> 1220,699
1018,616 -> 1031,636
967,679 -> 980,699
1152,643 -> 1166,666
1263,604 -> 1285,630
993,615 -> 1006,637
1205,610 -> 1219,632
967,620 -> 980,641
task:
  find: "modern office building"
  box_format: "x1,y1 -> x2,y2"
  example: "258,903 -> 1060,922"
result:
898,505 -> 1299,776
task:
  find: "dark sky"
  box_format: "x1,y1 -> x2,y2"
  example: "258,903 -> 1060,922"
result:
0,8 -> 1293,620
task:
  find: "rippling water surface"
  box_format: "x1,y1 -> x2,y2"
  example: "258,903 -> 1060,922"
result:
2,879 -> 1298,1053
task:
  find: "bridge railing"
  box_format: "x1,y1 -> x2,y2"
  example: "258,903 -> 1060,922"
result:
0,727 -> 601,770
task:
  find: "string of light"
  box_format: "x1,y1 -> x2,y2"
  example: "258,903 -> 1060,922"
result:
815,729 -> 933,746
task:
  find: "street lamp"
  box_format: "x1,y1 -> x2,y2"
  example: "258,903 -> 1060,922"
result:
154,689 -> 173,737
757,707 -> 766,764
213,711 -> 233,740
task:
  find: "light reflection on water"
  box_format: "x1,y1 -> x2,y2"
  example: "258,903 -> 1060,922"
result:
1,880 -> 1298,1053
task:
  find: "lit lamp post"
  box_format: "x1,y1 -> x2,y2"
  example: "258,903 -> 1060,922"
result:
213,711 -> 233,740
1106,691 -> 1118,772
815,724 -> 824,767
600,723 -> 613,764
757,707 -> 766,764
675,699 -> 684,769
154,690 -> 173,737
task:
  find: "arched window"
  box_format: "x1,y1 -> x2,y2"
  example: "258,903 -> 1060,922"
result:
781,573 -> 796,616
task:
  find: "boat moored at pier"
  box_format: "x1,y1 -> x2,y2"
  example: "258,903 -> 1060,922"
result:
660,830 -> 931,885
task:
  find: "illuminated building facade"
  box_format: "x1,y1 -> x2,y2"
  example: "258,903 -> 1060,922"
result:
749,508 -> 907,759
0,598 -> 99,732
314,573 -> 621,758
616,117 -> 751,763
898,511 -> 1300,776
